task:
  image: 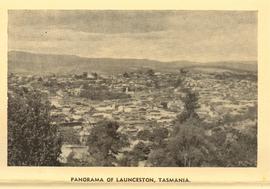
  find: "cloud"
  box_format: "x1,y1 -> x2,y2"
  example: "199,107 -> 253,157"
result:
8,10 -> 172,34
8,10 -> 257,62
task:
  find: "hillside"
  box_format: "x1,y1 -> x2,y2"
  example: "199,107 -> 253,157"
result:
8,51 -> 257,75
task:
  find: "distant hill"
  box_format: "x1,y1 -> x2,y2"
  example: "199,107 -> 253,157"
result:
8,51 -> 257,75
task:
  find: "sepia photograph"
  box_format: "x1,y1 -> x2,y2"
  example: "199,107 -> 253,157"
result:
7,10 -> 257,167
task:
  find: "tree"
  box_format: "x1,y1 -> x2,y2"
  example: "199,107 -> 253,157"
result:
160,101 -> 168,109
151,127 -> 169,146
118,151 -> 139,167
180,68 -> 188,75
137,129 -> 153,141
146,88 -> 216,167
146,148 -> 177,167
123,72 -> 129,78
146,69 -> 155,77
174,77 -> 183,88
211,128 -> 257,167
92,72 -> 98,79
86,120 -> 128,166
176,89 -> 200,124
133,142 -> 151,159
146,118 -> 215,167
124,142 -> 151,165
182,90 -> 200,117
8,89 -> 62,166
167,119 -> 214,166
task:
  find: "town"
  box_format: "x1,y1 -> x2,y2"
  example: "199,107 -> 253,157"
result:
8,66 -> 257,166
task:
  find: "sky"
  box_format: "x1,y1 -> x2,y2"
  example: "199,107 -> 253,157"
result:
8,10 -> 257,62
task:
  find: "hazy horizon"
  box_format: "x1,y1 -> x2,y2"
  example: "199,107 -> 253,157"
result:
8,10 -> 257,62
8,50 -> 257,64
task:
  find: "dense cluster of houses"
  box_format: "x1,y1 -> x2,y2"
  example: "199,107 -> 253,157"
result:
8,68 -> 257,163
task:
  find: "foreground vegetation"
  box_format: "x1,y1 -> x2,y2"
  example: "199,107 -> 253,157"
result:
8,89 -> 62,166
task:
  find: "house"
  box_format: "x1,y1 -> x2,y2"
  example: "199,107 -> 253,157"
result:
60,144 -> 89,163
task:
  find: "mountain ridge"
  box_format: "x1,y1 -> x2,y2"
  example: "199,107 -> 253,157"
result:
8,51 -> 257,74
